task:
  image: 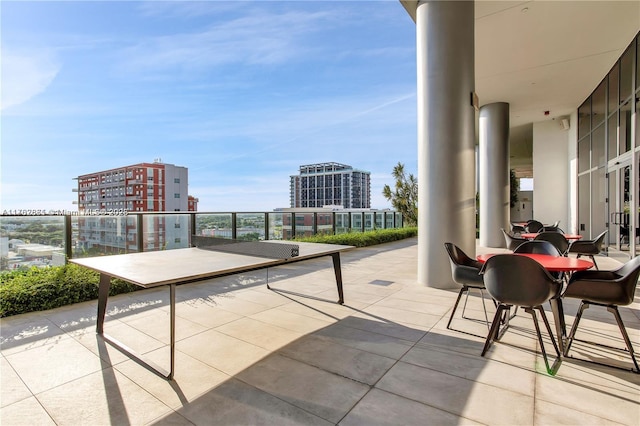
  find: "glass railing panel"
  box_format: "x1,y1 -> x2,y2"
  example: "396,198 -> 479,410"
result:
316,213 -> 333,235
396,212 -> 404,228
195,213 -> 233,239
335,212 -> 350,234
351,213 -> 363,232
142,214 -> 190,251
375,212 -> 384,229
1,215 -> 66,271
72,214 -> 138,258
267,212 -> 284,240
364,212 -> 375,231
295,213 -> 314,238
385,212 -> 395,229
236,213 -> 265,241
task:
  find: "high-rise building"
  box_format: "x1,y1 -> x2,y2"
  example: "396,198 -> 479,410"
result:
74,161 -> 196,252
290,162 -> 371,208
76,161 -> 193,212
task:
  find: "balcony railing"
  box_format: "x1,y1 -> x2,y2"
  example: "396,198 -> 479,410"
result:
0,210 -> 403,271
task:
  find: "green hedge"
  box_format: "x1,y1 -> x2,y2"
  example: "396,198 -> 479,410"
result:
294,227 -> 418,247
0,264 -> 139,318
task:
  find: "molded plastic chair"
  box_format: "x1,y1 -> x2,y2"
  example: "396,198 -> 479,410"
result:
501,228 -> 527,251
513,240 -> 562,257
567,230 -> 607,270
534,232 -> 570,256
563,255 -> 640,373
526,220 -> 544,233
510,224 -> 526,235
444,243 -> 492,335
480,254 -> 563,374
541,226 -> 565,233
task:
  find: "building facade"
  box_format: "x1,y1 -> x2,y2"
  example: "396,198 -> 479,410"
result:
74,161 -> 196,253
289,162 -> 371,209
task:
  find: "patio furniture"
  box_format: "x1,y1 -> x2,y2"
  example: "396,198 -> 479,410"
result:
479,254 -> 563,375
534,232 -> 570,256
501,228 -> 527,251
513,240 -> 562,256
563,255 -> 640,373
567,230 -> 607,270
526,220 -> 544,233
444,243 -> 492,336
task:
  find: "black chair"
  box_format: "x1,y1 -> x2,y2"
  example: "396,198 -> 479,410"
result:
563,256 -> 640,373
526,220 -> 544,233
534,232 -> 570,256
541,226 -> 565,233
501,228 -> 527,251
480,254 -> 563,375
510,224 -> 526,235
444,243 -> 492,335
513,240 -> 562,257
567,230 -> 607,270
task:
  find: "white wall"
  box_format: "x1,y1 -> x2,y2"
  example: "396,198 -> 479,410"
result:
532,120 -> 570,229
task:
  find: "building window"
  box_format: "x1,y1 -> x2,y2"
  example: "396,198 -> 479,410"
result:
175,238 -> 181,243
174,178 -> 180,183
174,193 -> 180,198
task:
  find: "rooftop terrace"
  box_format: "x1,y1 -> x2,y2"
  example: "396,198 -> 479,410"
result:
1,238 -> 638,425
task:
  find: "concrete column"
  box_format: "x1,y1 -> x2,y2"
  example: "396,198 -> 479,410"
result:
414,0 -> 475,288
479,102 -> 510,247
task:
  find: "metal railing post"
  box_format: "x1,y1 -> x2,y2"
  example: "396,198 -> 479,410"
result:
137,214 -> 144,252
64,214 -> 72,261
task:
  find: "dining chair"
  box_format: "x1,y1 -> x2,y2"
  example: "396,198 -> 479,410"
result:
541,226 -> 565,233
526,220 -> 544,233
510,224 -> 526,235
501,228 -> 527,251
479,254 -> 563,375
567,230 -> 607,270
443,243 -> 492,336
563,255 -> 640,373
534,232 -> 570,256
513,240 -> 562,256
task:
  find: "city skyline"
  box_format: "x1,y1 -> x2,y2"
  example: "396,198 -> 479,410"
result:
1,1 -> 418,212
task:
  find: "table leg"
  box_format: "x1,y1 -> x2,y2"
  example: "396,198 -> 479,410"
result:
331,253 -> 345,304
96,273 -> 111,334
549,297 -> 566,353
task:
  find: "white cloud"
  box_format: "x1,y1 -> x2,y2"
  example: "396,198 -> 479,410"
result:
1,50 -> 60,110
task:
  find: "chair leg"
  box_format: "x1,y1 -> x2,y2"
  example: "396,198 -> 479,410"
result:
609,306 -> 640,373
589,255 -> 599,270
565,302 -> 638,373
447,287 -> 467,330
526,306 -> 561,375
482,305 -> 507,357
563,301 -> 588,356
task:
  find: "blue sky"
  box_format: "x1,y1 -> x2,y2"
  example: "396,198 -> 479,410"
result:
1,0 -> 418,212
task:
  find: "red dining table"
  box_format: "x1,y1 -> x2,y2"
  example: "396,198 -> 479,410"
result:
520,233 -> 583,241
476,252 -> 594,352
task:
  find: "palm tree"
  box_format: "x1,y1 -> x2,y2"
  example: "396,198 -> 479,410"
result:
382,162 -> 418,227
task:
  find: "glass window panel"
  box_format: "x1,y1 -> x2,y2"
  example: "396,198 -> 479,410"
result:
592,123 -> 606,167
607,113 -> 618,160
621,100 -> 632,154
591,78 -> 606,128
578,99 -> 590,139
620,43 -> 634,104
195,213 -> 233,239
294,213 -> 314,238
578,136 -> 591,172
578,174 -> 591,237
267,212 -> 283,240
236,213 -> 265,241
637,34 -> 640,91
608,62 -> 619,114
591,167 -> 607,240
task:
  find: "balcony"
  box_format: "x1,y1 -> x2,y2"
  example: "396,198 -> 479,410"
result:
0,238 -> 638,425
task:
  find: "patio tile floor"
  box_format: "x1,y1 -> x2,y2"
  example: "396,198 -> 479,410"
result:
1,238 -> 639,425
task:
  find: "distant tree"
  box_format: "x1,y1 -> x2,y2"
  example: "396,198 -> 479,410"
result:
510,169 -> 519,208
382,162 -> 418,227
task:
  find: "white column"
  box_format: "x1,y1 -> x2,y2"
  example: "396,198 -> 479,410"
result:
414,0 -> 475,288
479,102 -> 510,248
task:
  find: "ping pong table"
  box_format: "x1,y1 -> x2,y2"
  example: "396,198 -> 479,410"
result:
70,239 -> 353,379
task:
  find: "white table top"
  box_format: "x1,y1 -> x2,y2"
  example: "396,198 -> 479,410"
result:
70,241 -> 353,288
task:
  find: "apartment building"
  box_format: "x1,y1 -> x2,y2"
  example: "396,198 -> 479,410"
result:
290,162 -> 371,209
74,161 -> 196,253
